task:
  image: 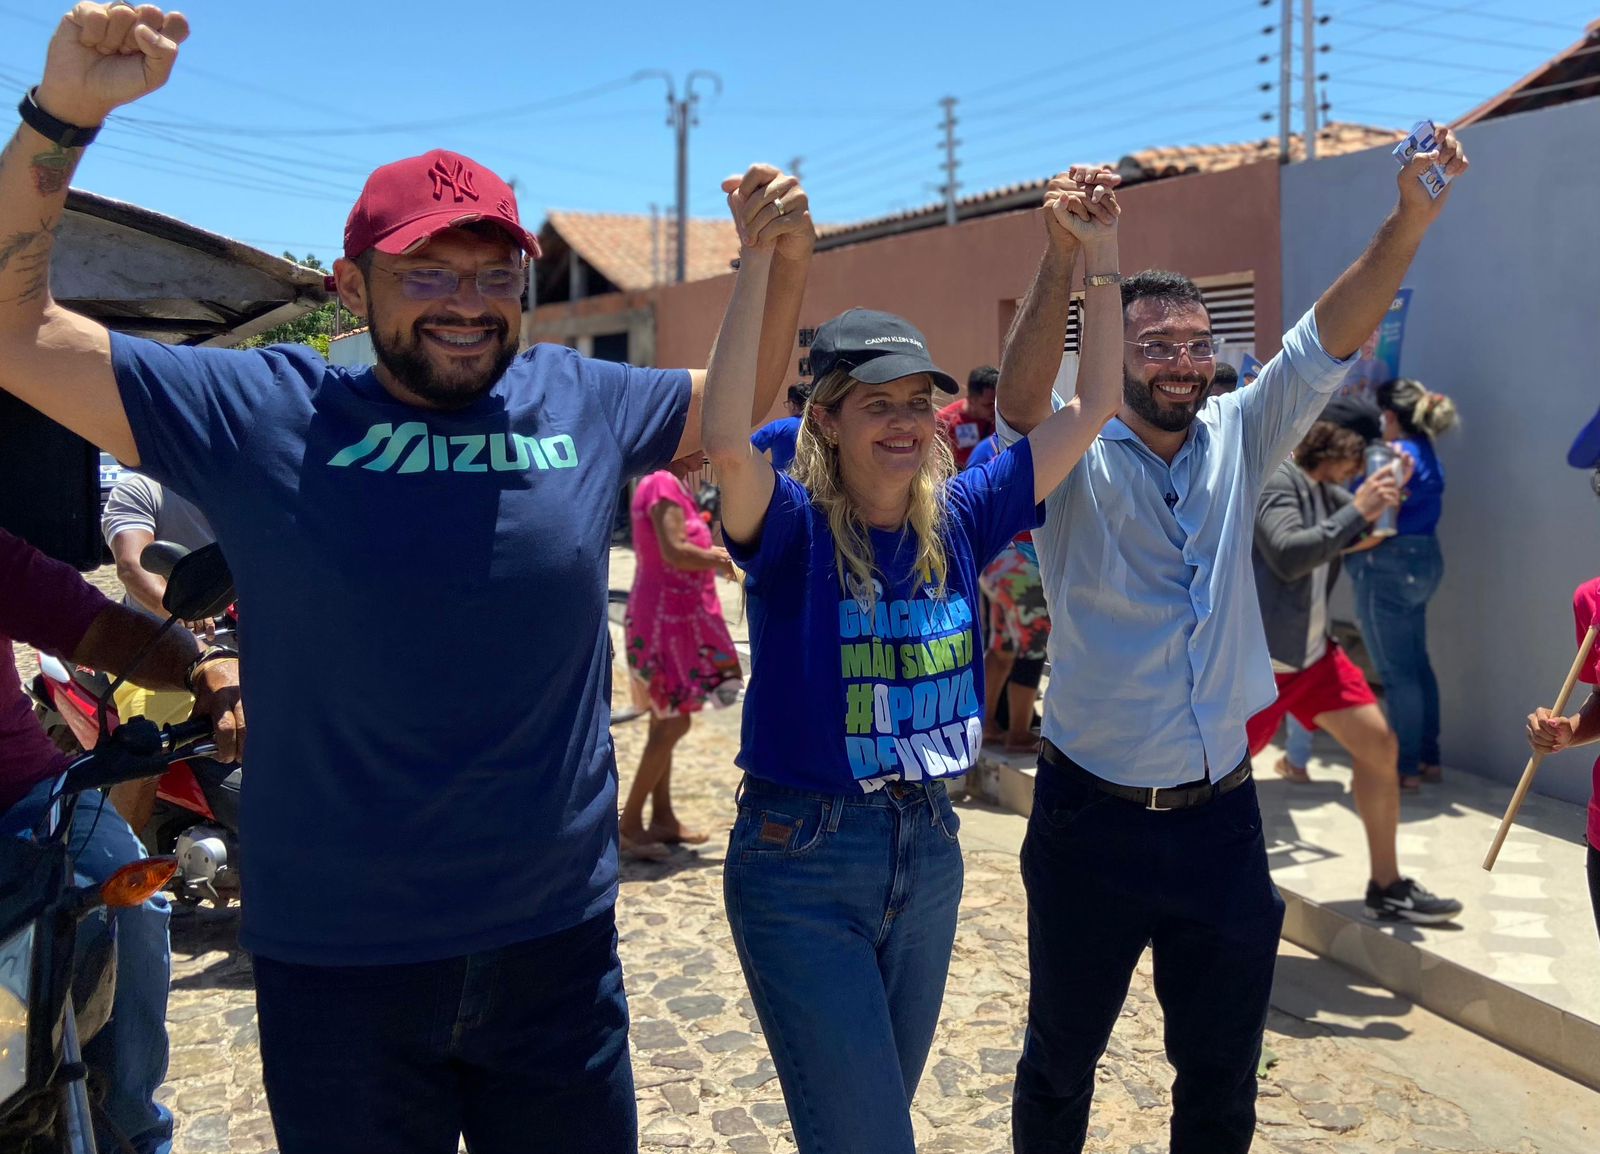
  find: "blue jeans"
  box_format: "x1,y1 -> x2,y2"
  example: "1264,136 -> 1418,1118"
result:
1285,716 -> 1313,767
1013,759 -> 1285,1154
253,909 -> 634,1154
723,775 -> 964,1154
3,780 -> 173,1154
1347,535 -> 1444,777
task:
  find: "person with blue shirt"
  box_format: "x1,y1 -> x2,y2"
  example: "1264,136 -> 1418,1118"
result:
0,9 -> 813,1153
702,174 -> 1126,1154
998,140 -> 1468,1154
1346,377 -> 1461,791
749,382 -> 808,471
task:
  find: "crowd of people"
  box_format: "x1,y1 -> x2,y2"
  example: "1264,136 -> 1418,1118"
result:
6,6 -> 1596,1154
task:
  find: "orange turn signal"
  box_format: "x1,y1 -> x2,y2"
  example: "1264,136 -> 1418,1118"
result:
100,857 -> 179,908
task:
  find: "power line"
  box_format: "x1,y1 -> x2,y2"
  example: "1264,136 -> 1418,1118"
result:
1328,46 -> 1531,76
1348,0 -> 1585,33
1332,16 -> 1557,53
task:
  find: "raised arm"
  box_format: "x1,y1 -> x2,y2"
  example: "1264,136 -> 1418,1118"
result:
0,5 -> 191,465
674,163 -> 813,462
997,167 -> 1117,435
700,180 -> 783,546
1018,174 -> 1124,500
1314,127 -> 1468,359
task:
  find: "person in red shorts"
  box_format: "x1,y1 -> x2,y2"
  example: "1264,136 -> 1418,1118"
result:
1246,420 -> 1463,923
1525,403 -> 1600,937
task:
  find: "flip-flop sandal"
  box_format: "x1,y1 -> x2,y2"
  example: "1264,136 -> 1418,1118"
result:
1274,755 -> 1311,784
619,834 -> 671,862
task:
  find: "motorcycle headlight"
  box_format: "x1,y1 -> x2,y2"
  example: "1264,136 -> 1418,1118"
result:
0,923 -> 34,1110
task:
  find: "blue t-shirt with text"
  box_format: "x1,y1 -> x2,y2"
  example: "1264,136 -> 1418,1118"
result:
111,335 -> 689,965
728,441 -> 1042,793
750,416 -> 802,472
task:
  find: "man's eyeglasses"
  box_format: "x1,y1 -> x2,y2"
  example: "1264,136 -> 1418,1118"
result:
374,266 -> 526,301
1125,338 -> 1216,362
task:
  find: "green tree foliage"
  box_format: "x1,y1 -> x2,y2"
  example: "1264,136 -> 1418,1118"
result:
235,251 -> 336,356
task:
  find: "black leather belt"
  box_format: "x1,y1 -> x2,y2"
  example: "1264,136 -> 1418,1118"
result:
1039,741 -> 1252,812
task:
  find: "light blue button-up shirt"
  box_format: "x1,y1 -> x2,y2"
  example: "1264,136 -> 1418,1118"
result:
998,307 -> 1354,788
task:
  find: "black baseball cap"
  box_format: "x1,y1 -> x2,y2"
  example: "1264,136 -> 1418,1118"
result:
808,308 -> 959,394
1571,404 -> 1600,469
1320,393 -> 1384,444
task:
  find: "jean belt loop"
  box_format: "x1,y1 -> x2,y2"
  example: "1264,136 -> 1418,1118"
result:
824,792 -> 844,833
733,774 -> 748,808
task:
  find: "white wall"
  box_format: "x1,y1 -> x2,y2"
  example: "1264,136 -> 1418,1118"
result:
1282,98 -> 1600,804
328,329 -> 374,369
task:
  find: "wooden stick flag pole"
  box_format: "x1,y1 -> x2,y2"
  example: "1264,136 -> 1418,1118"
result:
1484,623 -> 1600,871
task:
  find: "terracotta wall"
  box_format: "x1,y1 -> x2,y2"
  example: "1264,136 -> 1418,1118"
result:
634,159 -> 1284,378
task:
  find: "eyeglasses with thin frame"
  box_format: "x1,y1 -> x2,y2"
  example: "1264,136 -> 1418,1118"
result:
373,265 -> 526,301
1125,337 -> 1216,362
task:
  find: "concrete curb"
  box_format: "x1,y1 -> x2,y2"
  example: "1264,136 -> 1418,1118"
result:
973,750 -> 1600,1092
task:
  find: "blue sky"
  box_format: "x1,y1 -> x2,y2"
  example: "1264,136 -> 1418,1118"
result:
0,1 -> 1588,266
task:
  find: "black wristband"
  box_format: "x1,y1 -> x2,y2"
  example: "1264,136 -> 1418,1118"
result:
18,87 -> 101,148
184,646 -> 239,694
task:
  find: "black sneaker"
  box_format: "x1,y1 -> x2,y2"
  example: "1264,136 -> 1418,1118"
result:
1365,877 -> 1464,925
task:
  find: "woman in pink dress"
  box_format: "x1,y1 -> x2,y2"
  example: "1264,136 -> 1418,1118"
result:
621,463 -> 743,859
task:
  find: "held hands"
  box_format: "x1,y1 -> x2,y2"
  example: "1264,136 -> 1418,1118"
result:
723,163 -> 814,262
190,655 -> 244,763
1526,707 -> 1577,756
39,4 -> 189,127
1352,466 -> 1401,522
1043,166 -> 1121,254
1396,124 -> 1468,226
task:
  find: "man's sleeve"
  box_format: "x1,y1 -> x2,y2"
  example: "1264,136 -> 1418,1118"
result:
581,357 -> 692,478
1254,469 -> 1367,582
0,530 -> 111,657
1575,582 -> 1600,685
113,334 -> 315,500
722,473 -> 808,586
101,473 -> 161,548
1238,307 -> 1359,483
947,438 -> 1046,566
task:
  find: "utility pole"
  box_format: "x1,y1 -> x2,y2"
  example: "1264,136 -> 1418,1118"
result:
650,203 -> 661,287
637,69 -> 722,283
1279,0 -> 1293,163
1303,0 -> 1318,160
939,97 -> 960,226
789,156 -> 804,184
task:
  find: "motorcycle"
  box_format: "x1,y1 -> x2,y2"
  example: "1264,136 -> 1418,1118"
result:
28,543 -> 242,908
0,542 -> 234,1153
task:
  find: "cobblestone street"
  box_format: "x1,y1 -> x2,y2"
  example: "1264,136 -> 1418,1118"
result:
13,566 -> 1598,1152
155,695 -> 1595,1153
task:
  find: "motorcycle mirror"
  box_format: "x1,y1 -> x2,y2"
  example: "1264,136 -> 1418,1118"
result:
139,540 -> 189,579
161,544 -> 236,622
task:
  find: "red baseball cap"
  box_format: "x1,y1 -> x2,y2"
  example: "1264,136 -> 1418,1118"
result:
343,149 -> 541,262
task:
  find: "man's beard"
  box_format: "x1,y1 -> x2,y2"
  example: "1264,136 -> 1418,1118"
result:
369,305 -> 518,410
1123,367 -> 1207,433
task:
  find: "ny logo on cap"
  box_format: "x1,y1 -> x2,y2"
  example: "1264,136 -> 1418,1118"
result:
430,157 -> 479,204
497,196 -> 517,222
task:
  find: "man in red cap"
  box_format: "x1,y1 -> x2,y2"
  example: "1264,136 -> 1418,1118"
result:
0,7 -> 813,1153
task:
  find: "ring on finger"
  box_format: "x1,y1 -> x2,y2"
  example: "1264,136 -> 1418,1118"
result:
773,196 -> 785,216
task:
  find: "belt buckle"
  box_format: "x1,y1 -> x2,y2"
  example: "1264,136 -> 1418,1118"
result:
1145,787 -> 1171,812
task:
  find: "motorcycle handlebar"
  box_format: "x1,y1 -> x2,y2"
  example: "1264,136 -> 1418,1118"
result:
61,716 -> 217,795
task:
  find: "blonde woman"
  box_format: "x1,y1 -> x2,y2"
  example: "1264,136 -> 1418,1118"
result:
1347,378 -> 1460,788
700,171 -> 1124,1153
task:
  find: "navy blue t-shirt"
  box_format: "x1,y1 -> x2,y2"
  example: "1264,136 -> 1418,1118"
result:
728,440 -> 1042,793
111,335 -> 689,964
750,415 -> 801,472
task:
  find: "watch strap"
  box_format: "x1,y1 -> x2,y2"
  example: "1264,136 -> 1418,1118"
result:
18,87 -> 101,149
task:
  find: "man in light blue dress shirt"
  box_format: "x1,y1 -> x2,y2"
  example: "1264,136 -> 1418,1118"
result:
998,135 -> 1469,1154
